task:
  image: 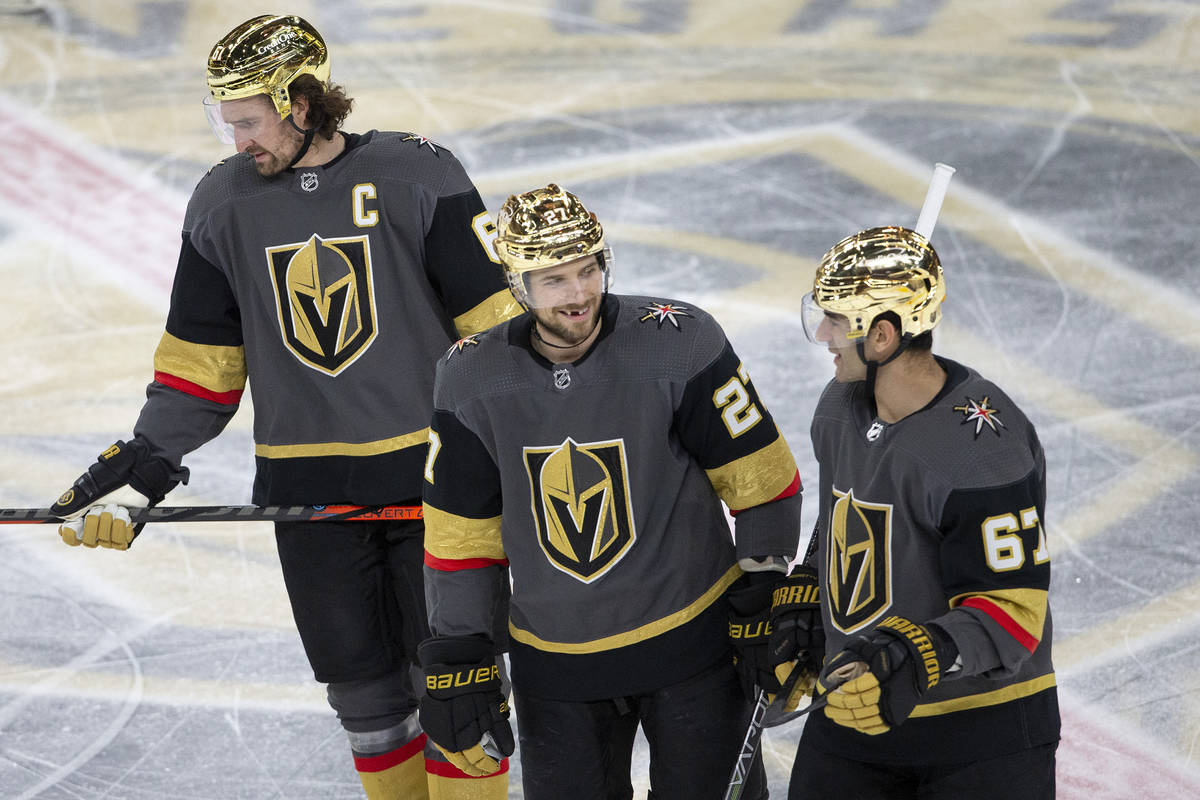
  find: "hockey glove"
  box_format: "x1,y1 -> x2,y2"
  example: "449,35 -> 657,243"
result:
728,571 -> 784,700
418,635 -> 514,777
820,615 -> 958,735
50,438 -> 186,550
766,566 -> 824,712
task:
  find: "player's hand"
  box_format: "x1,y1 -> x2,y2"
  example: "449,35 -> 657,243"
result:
766,566 -> 824,711
728,571 -> 783,700
50,439 -> 186,549
418,636 -> 514,777
820,615 -> 958,735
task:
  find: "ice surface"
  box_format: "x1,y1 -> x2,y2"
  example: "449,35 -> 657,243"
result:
1,2 -> 1198,797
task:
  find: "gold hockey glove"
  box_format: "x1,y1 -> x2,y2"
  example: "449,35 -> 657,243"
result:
50,439 -> 186,549
418,636 -> 514,777
820,615 -> 958,735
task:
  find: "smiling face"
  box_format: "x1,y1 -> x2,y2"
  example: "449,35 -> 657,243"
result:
813,310 -> 868,383
219,95 -> 305,176
525,254 -> 605,347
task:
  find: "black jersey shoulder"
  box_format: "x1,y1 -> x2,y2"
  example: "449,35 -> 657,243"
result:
347,130 -> 474,196
431,318 -> 521,410
922,362 -> 1041,489
610,294 -> 727,377
185,153 -> 275,230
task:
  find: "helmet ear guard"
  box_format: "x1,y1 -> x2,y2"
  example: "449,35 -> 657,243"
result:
494,184 -> 611,309
206,14 -> 330,120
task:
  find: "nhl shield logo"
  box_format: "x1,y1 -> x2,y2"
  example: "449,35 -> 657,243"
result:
267,234 -> 379,376
827,487 -> 893,633
524,437 -> 637,583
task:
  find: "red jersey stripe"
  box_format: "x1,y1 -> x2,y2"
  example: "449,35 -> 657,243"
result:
961,596 -> 1040,653
154,371 -> 243,405
424,551 -> 509,571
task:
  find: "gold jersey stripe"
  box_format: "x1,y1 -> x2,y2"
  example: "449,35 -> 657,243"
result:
910,672 -> 1058,718
509,564 -> 743,653
255,428 -> 430,459
423,503 -> 505,561
704,429 -> 798,510
453,289 -> 522,337
951,587 -> 1049,641
153,332 -> 247,393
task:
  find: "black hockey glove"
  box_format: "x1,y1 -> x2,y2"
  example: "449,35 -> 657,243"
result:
820,615 -> 958,735
728,572 -> 784,700
418,635 -> 514,777
766,566 -> 824,711
50,438 -> 187,550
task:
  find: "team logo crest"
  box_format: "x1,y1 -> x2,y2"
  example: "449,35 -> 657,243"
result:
445,336 -> 479,360
401,133 -> 440,154
827,487 -> 892,633
524,437 -> 637,583
639,302 -> 692,329
953,395 -> 1006,438
267,234 -> 378,376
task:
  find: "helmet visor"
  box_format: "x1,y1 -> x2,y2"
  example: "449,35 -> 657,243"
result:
801,292 -> 857,348
513,253 -> 608,310
202,94 -> 280,146
202,95 -> 236,145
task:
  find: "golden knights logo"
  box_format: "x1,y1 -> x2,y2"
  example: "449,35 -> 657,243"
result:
827,487 -> 893,633
523,437 -> 637,584
267,234 -> 378,376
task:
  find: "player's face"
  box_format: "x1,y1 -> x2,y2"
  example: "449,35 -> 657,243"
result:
526,255 -> 605,346
814,312 -> 867,382
220,96 -> 303,177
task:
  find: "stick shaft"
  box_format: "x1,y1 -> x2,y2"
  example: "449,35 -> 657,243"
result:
0,505 -> 422,524
724,687 -> 771,800
914,162 -> 956,240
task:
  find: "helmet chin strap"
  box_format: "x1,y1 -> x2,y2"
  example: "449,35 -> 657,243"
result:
285,114 -> 318,168
856,334 -> 913,399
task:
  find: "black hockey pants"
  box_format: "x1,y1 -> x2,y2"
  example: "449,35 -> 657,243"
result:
513,658 -> 766,800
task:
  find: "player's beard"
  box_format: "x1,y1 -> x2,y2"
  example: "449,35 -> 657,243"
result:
247,126 -> 304,177
532,295 -> 602,348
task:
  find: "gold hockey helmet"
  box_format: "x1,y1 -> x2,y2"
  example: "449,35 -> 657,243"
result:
494,184 -> 611,308
206,14 -> 330,120
804,226 -> 945,342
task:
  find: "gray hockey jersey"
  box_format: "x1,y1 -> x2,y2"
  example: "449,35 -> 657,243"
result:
423,295 -> 802,700
805,357 -> 1060,764
133,131 -> 519,505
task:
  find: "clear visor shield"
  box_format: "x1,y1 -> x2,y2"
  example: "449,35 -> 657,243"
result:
202,95 -> 280,146
516,253 -> 609,310
800,292 -> 859,348
202,95 -> 236,145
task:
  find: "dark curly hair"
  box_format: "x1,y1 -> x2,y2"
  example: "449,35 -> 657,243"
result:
289,74 -> 354,139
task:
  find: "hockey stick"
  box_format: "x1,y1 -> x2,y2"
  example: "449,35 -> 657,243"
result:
722,661 -> 866,800
0,504 -> 422,525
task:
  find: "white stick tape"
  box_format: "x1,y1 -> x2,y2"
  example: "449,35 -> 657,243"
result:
914,162 -> 956,241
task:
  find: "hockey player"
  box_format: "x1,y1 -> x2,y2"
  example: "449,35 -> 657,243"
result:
779,226 -> 1060,798
417,184 -> 805,799
47,14 -> 518,800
